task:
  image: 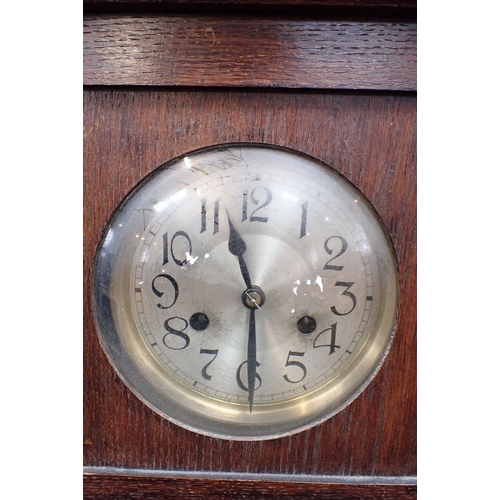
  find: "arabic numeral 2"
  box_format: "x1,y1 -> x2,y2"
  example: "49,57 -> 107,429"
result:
323,236 -> 348,271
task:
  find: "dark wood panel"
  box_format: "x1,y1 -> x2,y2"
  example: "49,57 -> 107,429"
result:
83,88 -> 416,476
83,16 -> 416,90
83,472 -> 417,499
83,1 -> 417,20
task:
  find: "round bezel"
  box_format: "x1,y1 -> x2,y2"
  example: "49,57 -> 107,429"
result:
92,143 -> 399,440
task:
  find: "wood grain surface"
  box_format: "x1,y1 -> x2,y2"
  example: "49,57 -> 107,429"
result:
83,471 -> 417,499
83,16 -> 416,90
83,88 -> 416,480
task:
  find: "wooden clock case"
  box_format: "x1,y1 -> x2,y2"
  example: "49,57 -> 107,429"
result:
83,1 -> 416,498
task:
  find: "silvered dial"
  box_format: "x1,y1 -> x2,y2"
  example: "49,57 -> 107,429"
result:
92,144 -> 398,440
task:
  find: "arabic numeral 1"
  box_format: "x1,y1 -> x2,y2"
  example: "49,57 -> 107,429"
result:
299,201 -> 308,238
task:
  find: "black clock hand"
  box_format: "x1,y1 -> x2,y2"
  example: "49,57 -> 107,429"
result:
227,210 -> 262,412
247,308 -> 257,413
227,211 -> 252,289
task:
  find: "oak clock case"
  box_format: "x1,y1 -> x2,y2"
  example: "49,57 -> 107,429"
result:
92,144 -> 399,440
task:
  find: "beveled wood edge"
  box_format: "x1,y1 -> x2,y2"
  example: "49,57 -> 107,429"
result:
83,466 -> 417,485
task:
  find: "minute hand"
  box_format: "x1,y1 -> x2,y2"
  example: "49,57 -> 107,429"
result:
227,212 -> 252,289
247,308 -> 257,412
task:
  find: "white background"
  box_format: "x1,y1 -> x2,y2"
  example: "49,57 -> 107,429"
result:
2,2 -> 497,498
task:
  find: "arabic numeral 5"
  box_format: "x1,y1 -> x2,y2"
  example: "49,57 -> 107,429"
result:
283,351 -> 307,384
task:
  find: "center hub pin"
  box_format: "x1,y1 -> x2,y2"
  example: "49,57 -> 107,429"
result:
242,286 -> 266,310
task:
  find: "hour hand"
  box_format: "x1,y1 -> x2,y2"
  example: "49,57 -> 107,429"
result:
227,211 -> 252,289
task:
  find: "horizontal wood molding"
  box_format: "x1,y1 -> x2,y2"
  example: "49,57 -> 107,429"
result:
83,15 -> 416,90
83,469 -> 417,499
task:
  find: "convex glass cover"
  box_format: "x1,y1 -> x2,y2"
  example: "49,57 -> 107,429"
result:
92,144 -> 399,440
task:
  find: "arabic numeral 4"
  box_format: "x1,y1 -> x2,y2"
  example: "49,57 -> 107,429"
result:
313,323 -> 341,355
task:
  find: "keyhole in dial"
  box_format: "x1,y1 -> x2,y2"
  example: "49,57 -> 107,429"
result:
297,315 -> 317,334
189,312 -> 210,331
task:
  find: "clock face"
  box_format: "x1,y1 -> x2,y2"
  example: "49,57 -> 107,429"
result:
92,144 -> 399,440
